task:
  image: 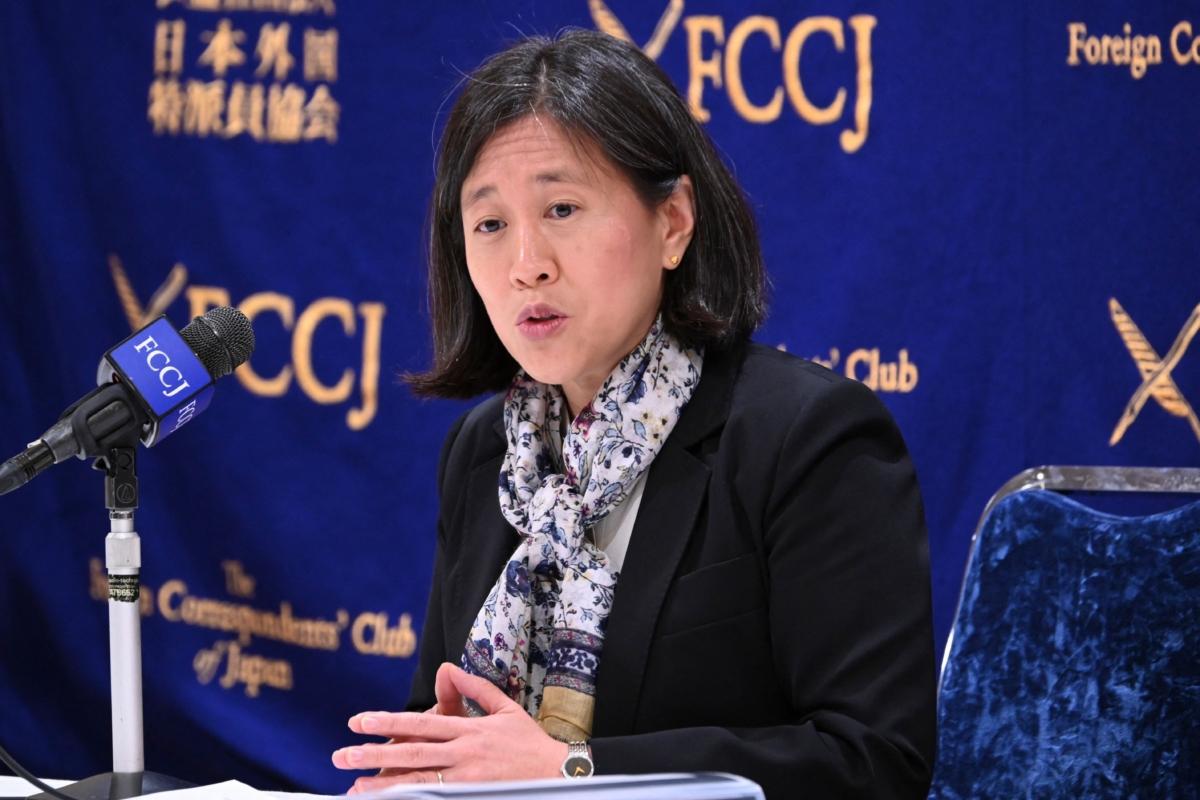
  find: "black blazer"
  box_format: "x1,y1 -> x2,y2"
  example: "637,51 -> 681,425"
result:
408,342 -> 936,799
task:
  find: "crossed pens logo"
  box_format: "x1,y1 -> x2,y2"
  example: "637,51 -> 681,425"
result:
588,0 -> 683,60
1109,298 -> 1200,445
110,254 -> 189,329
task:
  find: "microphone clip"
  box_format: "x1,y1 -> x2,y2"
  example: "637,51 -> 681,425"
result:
96,446 -> 139,512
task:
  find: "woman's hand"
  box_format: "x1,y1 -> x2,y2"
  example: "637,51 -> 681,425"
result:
332,662 -> 568,791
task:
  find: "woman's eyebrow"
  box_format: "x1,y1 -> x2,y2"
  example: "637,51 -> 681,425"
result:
463,170 -> 587,210
463,184 -> 496,210
534,169 -> 584,187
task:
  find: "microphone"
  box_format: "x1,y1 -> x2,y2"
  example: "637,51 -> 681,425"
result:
0,307 -> 255,496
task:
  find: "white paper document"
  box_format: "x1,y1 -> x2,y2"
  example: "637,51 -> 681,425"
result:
276,773 -> 764,800
0,773 -> 763,800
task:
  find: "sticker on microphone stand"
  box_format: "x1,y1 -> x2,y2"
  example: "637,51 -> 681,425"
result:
109,574 -> 141,603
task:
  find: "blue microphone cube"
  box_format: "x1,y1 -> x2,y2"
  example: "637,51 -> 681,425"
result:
102,317 -> 216,446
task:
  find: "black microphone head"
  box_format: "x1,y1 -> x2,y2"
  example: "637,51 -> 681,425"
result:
180,307 -> 256,379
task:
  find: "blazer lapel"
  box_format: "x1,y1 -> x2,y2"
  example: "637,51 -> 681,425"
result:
591,343 -> 741,736
446,453 -> 519,652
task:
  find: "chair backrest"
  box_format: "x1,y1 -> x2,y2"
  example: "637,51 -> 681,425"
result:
931,477 -> 1200,798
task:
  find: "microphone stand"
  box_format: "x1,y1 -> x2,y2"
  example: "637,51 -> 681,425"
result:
32,444 -> 190,800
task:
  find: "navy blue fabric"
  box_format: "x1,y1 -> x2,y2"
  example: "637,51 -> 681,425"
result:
932,491 -> 1200,799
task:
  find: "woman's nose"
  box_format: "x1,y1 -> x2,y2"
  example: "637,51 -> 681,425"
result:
509,224 -> 558,289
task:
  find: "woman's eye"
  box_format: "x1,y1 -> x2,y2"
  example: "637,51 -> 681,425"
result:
476,219 -> 505,234
548,203 -> 576,219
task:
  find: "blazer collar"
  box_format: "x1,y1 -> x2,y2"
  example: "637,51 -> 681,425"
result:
660,341 -> 742,447
591,342 -> 743,735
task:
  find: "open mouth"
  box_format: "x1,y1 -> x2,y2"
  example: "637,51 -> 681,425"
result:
517,304 -> 568,338
517,304 -> 566,324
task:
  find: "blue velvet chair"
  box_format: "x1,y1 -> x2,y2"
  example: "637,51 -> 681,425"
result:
931,467 -> 1200,799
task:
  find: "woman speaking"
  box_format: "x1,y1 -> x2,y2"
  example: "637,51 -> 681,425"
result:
333,29 -> 936,798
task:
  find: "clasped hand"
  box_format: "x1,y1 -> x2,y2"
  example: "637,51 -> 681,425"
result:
332,662 -> 567,791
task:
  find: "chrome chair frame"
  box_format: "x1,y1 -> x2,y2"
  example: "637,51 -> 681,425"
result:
938,465 -> 1200,689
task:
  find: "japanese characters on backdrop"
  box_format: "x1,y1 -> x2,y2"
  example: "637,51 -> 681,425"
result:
150,0 -> 339,143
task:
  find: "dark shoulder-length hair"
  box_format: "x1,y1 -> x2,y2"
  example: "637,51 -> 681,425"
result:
408,29 -> 766,398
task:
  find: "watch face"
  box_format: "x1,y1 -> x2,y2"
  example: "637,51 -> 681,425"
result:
563,755 -> 594,778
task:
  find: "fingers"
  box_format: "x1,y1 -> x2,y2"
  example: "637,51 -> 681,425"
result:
442,662 -> 514,716
433,662 -> 466,715
347,711 -> 469,739
332,740 -> 453,771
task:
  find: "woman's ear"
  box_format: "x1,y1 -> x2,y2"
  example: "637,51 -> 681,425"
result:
660,175 -> 695,270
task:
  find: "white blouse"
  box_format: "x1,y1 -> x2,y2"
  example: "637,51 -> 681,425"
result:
588,470 -> 646,572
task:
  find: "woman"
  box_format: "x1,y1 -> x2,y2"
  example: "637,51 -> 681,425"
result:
333,30 -> 936,798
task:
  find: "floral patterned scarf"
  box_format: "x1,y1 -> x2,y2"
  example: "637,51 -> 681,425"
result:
461,316 -> 703,741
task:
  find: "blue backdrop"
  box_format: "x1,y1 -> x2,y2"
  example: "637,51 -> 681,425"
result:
1,0 -> 1196,792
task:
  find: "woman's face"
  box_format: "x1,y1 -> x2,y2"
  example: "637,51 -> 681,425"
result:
461,116 -> 692,413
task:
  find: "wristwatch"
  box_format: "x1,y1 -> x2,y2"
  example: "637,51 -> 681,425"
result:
561,741 -> 594,778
